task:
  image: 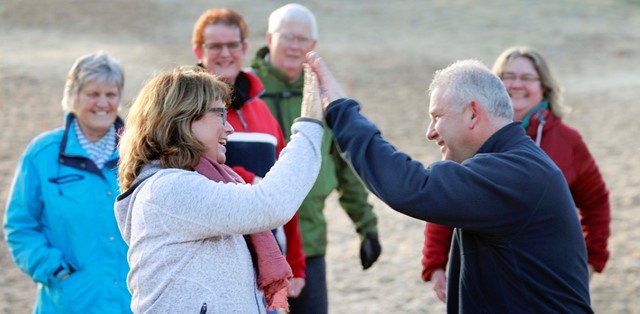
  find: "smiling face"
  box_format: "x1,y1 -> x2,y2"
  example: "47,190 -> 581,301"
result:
426,88 -> 476,163
73,79 -> 120,142
500,56 -> 544,121
191,100 -> 234,164
267,20 -> 317,81
195,23 -> 247,84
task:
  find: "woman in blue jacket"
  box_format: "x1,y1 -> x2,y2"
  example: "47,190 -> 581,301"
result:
3,51 -> 132,313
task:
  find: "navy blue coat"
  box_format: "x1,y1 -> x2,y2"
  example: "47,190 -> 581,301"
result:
326,99 -> 592,313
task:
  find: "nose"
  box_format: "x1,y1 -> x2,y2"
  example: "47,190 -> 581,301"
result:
291,39 -> 303,48
96,96 -> 109,107
219,45 -> 232,56
426,121 -> 437,141
509,78 -> 526,88
224,121 -> 234,134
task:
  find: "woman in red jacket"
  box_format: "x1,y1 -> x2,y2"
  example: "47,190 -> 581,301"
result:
422,46 -> 611,303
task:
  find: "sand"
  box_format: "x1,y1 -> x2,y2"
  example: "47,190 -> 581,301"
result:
1,0 -> 639,313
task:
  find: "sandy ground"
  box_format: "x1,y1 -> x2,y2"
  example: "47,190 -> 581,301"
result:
1,0 -> 639,313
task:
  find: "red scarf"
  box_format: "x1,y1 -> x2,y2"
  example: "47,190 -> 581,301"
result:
193,156 -> 292,311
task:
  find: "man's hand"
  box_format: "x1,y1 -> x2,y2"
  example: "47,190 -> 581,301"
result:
306,51 -> 346,110
430,269 -> 447,303
360,232 -> 381,270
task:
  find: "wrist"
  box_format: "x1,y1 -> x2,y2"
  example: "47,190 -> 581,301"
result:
294,117 -> 323,127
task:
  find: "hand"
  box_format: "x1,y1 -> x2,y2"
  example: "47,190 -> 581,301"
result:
288,277 -> 306,298
360,232 -> 381,270
306,51 -> 346,110
300,63 -> 323,121
430,269 -> 447,303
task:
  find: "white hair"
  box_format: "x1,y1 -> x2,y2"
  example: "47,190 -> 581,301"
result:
429,59 -> 513,121
268,3 -> 318,39
61,51 -> 124,112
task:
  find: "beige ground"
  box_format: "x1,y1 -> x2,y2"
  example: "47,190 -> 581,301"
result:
1,0 -> 639,313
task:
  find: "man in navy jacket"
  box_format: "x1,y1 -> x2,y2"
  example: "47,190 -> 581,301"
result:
307,52 -> 592,313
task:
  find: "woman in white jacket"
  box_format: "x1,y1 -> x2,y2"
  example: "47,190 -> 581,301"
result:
115,65 -> 324,313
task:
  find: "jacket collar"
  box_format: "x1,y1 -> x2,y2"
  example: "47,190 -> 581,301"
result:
58,112 -> 124,177
251,46 -> 304,88
476,122 -> 529,155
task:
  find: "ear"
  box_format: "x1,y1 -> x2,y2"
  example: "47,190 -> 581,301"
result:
194,44 -> 204,61
468,100 -> 482,129
241,40 -> 249,56
266,32 -> 274,49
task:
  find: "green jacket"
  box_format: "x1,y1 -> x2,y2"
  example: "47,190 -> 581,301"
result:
251,46 -> 378,257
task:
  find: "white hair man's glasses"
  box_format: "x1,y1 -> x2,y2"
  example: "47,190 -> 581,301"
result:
276,32 -> 313,45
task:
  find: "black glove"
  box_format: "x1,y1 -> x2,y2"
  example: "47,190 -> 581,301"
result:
359,232 -> 382,270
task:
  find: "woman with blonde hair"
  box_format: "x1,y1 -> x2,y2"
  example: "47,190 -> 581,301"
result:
115,65 -> 324,313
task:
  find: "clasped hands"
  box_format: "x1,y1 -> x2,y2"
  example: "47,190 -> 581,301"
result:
299,51 -> 346,121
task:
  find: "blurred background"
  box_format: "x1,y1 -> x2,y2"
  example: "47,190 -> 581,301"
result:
1,0 -> 639,312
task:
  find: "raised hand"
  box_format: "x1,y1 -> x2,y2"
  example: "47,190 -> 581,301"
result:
306,51 -> 346,110
300,63 -> 324,121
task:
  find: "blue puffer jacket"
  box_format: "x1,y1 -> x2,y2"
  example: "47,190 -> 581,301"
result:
3,113 -> 132,314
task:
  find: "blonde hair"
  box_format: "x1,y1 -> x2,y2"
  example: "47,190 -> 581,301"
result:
118,67 -> 230,191
491,46 -> 569,118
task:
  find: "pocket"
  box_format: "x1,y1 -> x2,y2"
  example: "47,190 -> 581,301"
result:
47,271 -> 91,313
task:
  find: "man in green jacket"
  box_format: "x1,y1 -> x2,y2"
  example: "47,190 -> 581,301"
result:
251,4 -> 381,313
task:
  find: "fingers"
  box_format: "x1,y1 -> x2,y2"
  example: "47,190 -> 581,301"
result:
431,269 -> 447,303
300,63 -> 323,120
288,277 -> 306,298
305,51 -> 346,107
305,51 -> 325,85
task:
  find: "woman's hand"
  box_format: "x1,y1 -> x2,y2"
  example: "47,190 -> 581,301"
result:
288,277 -> 306,298
300,63 -> 323,121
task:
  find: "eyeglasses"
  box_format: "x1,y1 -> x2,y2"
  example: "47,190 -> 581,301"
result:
202,41 -> 242,54
275,32 -> 313,45
208,107 -> 227,124
500,73 -> 540,84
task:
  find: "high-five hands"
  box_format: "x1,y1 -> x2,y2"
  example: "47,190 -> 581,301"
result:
300,63 -> 324,121
306,51 -> 346,110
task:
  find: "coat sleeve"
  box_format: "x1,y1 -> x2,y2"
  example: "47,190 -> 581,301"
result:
421,222 -> 454,281
3,151 -> 70,285
331,140 -> 378,237
143,121 -> 323,240
569,136 -> 610,272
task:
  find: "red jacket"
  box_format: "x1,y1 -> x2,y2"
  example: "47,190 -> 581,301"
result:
225,71 -> 306,278
422,109 -> 610,280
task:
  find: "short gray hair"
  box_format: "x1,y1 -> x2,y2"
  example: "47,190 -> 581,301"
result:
429,59 -> 513,121
61,51 -> 124,112
268,3 -> 318,39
